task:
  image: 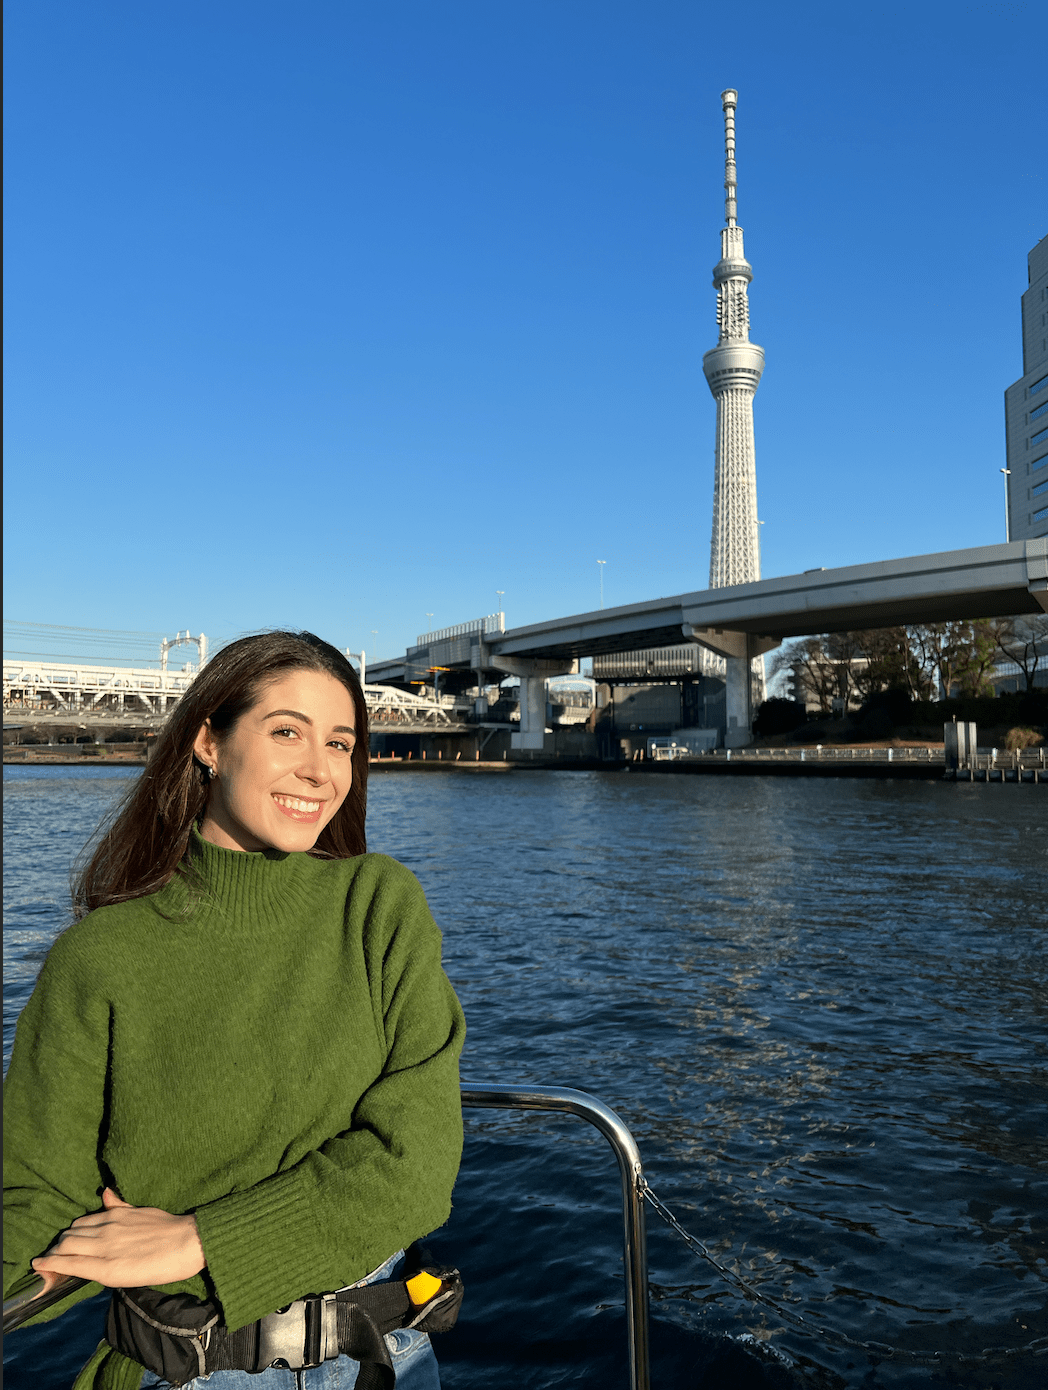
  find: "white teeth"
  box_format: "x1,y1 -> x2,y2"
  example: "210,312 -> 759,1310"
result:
273,795 -> 321,813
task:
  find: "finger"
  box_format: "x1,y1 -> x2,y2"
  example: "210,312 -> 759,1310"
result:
43,1230 -> 125,1261
32,1256 -> 88,1276
29,1265 -> 69,1294
32,1254 -> 118,1287
68,1212 -> 109,1230
101,1187 -> 132,1208
63,1216 -> 119,1239
71,1205 -> 152,1231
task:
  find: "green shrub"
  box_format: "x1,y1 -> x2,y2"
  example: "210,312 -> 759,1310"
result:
858,687 -> 913,735
903,690 -> 1047,729
753,698 -> 808,736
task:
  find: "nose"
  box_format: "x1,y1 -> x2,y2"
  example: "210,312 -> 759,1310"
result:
296,740 -> 332,786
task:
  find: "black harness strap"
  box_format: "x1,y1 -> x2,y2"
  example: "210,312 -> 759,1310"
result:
204,1319 -> 260,1372
106,1265 -> 462,1385
334,1300 -> 398,1390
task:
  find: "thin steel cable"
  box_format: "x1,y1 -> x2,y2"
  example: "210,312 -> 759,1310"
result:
5,620 -> 168,637
641,1182 -> 1047,1367
3,622 -> 220,672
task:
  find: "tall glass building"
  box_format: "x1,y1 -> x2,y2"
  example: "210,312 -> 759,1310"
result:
1004,235 -> 1048,541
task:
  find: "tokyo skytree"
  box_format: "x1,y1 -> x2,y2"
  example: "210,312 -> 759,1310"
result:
702,89 -> 764,592
701,88 -> 766,707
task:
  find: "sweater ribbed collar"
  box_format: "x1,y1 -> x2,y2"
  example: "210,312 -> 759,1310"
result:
185,824 -> 306,922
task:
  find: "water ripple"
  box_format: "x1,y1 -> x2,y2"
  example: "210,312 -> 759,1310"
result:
4,767 -> 1046,1387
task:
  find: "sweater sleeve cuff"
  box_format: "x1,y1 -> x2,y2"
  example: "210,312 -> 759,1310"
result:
193,1167 -> 323,1332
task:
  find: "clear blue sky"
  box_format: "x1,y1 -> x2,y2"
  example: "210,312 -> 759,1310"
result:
4,0 -> 1045,664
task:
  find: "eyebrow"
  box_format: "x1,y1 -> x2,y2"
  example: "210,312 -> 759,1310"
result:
263,709 -> 356,736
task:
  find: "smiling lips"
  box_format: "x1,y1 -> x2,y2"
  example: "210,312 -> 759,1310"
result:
272,793 -> 327,823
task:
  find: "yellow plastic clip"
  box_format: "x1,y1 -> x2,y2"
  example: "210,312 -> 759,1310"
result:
406,1271 -> 443,1306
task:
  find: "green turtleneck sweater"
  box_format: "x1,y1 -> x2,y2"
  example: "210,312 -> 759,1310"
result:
3,832 -> 465,1389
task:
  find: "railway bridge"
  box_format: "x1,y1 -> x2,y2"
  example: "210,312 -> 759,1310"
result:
3,662 -> 469,739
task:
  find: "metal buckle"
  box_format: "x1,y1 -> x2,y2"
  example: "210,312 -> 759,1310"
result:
255,1295 -> 340,1370
319,1293 -> 339,1361
256,1300 -> 307,1370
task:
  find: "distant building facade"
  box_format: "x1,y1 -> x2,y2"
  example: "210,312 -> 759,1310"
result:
1005,235 -> 1048,541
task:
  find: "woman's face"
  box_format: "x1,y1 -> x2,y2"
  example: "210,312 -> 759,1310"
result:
193,668 -> 357,853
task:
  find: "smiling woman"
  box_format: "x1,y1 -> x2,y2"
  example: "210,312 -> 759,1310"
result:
193,669 -> 359,854
72,632 -> 374,911
3,632 -> 466,1390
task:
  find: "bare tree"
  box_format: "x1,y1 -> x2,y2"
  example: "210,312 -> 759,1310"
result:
845,630 -> 888,702
852,627 -> 933,702
901,629 -> 937,701
908,624 -> 968,697
772,637 -> 836,714
908,621 -> 999,698
776,618 -> 1039,712
990,615 -> 1048,691
824,630 -> 865,709
820,628 -> 934,704
955,620 -> 998,696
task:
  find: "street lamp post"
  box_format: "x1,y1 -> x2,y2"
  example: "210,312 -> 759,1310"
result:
1000,469 -> 1011,543
597,560 -> 606,611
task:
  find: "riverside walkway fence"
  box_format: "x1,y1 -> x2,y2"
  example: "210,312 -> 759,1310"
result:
647,746 -> 946,766
647,745 -> 1046,782
945,747 -> 1047,781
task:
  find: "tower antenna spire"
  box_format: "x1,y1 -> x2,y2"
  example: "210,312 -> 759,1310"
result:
721,88 -> 738,226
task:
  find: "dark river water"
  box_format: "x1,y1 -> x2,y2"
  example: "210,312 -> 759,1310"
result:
3,766 -> 1046,1389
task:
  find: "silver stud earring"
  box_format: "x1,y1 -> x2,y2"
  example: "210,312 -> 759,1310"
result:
208,765 -> 216,780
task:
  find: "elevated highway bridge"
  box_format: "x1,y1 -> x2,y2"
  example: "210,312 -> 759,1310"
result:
368,540 -> 1048,747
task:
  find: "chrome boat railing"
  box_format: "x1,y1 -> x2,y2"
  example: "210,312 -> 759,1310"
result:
461,1082 -> 650,1390
3,1270 -> 88,1333
5,1083 -> 652,1390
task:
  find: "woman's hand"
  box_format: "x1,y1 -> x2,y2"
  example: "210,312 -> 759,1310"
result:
31,1187 -> 207,1288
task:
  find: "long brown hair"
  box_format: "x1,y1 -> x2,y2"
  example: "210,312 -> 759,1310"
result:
73,631 -> 370,918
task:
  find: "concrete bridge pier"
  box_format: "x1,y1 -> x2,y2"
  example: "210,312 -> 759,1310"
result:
493,655 -> 578,751
471,636 -> 490,717
683,624 -> 780,747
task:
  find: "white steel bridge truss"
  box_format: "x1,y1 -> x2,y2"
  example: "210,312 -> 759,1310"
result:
4,663 -> 459,732
4,661 -> 197,715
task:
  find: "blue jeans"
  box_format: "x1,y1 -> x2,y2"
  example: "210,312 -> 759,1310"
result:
137,1251 -> 439,1389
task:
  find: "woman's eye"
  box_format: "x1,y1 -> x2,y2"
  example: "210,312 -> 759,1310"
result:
273,726 -> 298,740
330,739 -> 353,754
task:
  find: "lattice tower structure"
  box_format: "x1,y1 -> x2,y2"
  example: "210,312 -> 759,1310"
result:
701,88 -> 766,703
